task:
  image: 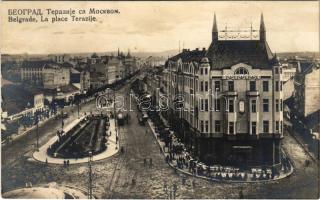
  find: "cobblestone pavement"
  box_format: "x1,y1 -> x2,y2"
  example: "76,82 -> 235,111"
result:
2,83 -> 319,199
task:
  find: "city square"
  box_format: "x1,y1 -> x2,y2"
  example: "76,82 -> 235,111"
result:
1,1 -> 319,199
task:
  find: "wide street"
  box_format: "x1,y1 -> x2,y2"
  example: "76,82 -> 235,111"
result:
1,80 -> 319,199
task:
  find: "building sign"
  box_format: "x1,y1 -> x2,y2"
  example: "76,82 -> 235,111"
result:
223,75 -> 261,80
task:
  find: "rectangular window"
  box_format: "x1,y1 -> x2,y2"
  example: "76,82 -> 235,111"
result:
229,122 -> 234,134
263,99 -> 269,112
205,121 -> 209,132
205,81 -> 208,91
228,81 -> 234,91
263,121 -> 269,133
275,67 -> 279,74
205,99 -> 209,111
214,81 -> 220,92
205,68 -> 208,75
251,99 -> 257,113
215,98 -> 220,111
200,68 -> 203,75
215,120 -> 221,132
280,81 -> 283,91
200,81 -> 204,91
229,99 -> 234,112
280,99 -> 283,111
200,120 -> 204,133
276,99 -> 279,112
200,99 -> 204,111
275,81 -> 279,91
251,122 -> 257,134
250,81 -> 256,91
276,121 -> 279,132
263,81 -> 269,92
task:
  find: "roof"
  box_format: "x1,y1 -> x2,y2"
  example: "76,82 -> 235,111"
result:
168,49 -> 207,63
206,40 -> 274,69
74,66 -> 89,73
43,63 -> 65,70
297,61 -> 319,75
1,83 -> 43,115
21,60 -> 55,69
61,62 -> 74,68
59,84 -> 79,93
70,68 -> 80,74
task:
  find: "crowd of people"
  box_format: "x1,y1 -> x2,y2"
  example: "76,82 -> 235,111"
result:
147,111 -> 291,182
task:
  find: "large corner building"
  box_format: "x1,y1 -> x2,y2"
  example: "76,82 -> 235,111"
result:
164,14 -> 284,168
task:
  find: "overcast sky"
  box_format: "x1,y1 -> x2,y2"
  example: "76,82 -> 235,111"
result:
1,1 -> 319,54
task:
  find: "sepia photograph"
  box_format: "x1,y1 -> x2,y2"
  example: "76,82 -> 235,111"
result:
0,1 -> 319,199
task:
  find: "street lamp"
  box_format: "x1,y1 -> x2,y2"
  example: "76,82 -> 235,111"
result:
77,100 -> 80,119
35,111 -> 39,151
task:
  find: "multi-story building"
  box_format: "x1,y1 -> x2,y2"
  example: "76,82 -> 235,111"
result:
293,61 -> 320,117
42,63 -> 70,89
20,60 -> 50,85
164,14 -> 283,167
80,70 -> 90,93
1,80 -> 45,121
282,65 -> 296,82
107,57 -> 123,84
70,68 -> 91,93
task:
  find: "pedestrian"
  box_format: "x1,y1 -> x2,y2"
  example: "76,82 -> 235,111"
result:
192,179 -> 196,189
45,158 -> 48,165
182,175 -> 186,185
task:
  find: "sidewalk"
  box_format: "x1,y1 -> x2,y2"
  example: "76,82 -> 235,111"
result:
147,119 -> 294,183
33,115 -> 119,165
2,113 -> 58,146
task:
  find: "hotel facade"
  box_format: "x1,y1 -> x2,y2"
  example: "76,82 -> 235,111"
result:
163,14 -> 284,167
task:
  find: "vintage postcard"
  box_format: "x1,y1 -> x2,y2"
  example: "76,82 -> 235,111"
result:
1,1 -> 319,199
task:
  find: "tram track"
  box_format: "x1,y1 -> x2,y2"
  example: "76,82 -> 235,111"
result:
105,125 -> 128,197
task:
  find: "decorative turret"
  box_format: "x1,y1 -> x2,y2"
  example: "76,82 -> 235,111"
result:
271,53 -> 281,66
212,13 -> 218,43
260,13 -> 266,42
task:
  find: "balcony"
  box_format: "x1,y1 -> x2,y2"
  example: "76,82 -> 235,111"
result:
246,90 -> 259,96
225,91 -> 238,96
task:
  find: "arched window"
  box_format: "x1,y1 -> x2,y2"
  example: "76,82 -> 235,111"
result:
234,67 -> 249,75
